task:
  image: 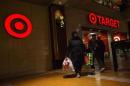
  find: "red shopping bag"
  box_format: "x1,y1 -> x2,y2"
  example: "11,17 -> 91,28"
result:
84,55 -> 89,64
84,53 -> 93,65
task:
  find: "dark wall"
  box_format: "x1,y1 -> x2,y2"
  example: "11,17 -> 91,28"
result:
49,4 -> 67,69
128,22 -> 130,38
0,1 -> 52,79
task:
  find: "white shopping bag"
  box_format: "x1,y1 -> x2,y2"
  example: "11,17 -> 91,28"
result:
63,57 -> 75,72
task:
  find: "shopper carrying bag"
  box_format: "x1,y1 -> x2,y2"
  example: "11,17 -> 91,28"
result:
65,31 -> 86,78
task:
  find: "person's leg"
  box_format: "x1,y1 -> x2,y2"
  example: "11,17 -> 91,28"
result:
101,52 -> 105,66
98,52 -> 105,66
76,64 -> 82,78
95,52 -> 105,70
74,62 -> 82,78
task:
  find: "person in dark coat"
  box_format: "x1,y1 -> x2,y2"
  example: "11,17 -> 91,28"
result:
88,34 -> 105,72
66,31 -> 85,78
97,37 -> 105,67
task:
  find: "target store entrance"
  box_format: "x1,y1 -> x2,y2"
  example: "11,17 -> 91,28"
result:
82,27 -> 109,54
82,12 -> 128,68
82,26 -> 127,68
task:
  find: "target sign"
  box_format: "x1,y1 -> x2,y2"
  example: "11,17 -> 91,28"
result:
4,13 -> 32,38
88,12 -> 120,28
88,13 -> 97,25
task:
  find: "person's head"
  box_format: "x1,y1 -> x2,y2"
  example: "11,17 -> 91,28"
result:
71,31 -> 79,38
91,34 -> 97,40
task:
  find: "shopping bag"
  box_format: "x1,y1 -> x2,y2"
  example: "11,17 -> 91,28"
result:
84,55 -> 89,64
63,57 -> 75,72
84,53 -> 93,66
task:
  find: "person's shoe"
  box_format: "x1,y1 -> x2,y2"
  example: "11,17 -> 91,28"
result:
76,74 -> 80,78
100,68 -> 105,72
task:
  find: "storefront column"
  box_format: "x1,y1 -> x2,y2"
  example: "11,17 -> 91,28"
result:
108,32 -> 114,70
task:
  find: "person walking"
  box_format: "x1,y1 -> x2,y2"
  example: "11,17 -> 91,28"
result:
97,37 -> 106,67
88,34 -> 105,72
66,31 -> 85,78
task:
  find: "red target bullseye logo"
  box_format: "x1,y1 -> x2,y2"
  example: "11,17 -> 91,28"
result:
4,13 -> 32,38
89,13 -> 97,25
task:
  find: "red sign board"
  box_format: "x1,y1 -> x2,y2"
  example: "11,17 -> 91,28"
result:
88,12 -> 120,29
4,13 -> 32,39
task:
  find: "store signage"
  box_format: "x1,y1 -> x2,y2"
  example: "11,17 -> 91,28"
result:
114,36 -> 120,41
88,12 -> 120,29
4,13 -> 32,39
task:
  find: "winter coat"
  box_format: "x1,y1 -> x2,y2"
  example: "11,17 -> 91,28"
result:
66,37 -> 85,66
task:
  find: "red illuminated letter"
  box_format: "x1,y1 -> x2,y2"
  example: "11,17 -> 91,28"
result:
116,20 -> 120,28
105,18 -> 109,26
97,15 -> 102,24
109,18 -> 114,28
101,17 -> 106,25
113,20 -> 118,28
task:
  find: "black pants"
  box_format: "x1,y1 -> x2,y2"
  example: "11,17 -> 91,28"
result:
91,51 -> 104,69
73,61 -> 82,75
100,52 -> 105,66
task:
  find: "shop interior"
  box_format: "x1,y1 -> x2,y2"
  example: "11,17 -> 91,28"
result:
81,26 -> 129,70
